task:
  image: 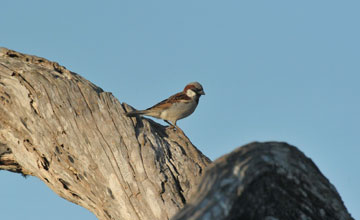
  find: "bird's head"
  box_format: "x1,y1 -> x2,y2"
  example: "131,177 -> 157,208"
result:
184,82 -> 205,98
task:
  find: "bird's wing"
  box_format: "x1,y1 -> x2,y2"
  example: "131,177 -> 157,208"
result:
146,92 -> 191,111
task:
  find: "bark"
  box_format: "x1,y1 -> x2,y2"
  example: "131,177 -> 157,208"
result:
172,142 -> 354,220
0,48 -> 210,220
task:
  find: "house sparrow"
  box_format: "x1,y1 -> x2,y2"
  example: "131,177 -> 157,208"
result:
126,82 -> 205,129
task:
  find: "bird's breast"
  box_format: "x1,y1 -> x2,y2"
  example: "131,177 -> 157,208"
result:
162,101 -> 198,121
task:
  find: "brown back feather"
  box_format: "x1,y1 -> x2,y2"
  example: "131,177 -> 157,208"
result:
146,92 -> 191,110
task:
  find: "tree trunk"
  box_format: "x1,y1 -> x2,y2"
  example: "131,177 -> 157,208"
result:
0,48 -> 211,220
0,48 -> 353,220
172,142 -> 354,220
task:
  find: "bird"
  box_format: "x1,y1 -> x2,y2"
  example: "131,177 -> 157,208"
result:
126,82 -> 205,130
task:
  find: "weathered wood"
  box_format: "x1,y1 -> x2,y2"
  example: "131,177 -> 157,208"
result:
172,142 -> 354,220
0,48 -> 210,220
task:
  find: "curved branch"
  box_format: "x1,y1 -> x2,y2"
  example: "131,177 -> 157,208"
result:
172,142 -> 354,220
0,48 -> 210,220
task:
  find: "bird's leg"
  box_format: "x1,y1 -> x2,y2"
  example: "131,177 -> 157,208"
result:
173,121 -> 185,134
165,120 -> 183,133
164,120 -> 175,130
164,120 -> 185,134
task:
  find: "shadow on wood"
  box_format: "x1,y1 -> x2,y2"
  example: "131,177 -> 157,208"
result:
172,142 -> 354,220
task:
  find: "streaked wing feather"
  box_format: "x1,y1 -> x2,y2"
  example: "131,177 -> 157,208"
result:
146,92 -> 191,110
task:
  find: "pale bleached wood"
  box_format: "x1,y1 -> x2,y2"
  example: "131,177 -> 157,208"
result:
0,48 -> 210,220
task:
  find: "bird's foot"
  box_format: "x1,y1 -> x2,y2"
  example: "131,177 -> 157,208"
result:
167,125 -> 177,131
173,126 -> 185,135
164,120 -> 185,134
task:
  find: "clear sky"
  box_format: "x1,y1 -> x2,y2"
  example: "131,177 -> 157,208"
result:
1,1 -> 359,219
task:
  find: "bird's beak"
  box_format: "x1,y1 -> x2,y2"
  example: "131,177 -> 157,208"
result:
200,90 -> 205,95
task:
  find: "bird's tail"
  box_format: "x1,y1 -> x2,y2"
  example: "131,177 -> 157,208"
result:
125,110 -> 147,117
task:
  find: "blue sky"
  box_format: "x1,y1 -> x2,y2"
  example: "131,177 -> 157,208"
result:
1,1 -> 359,219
